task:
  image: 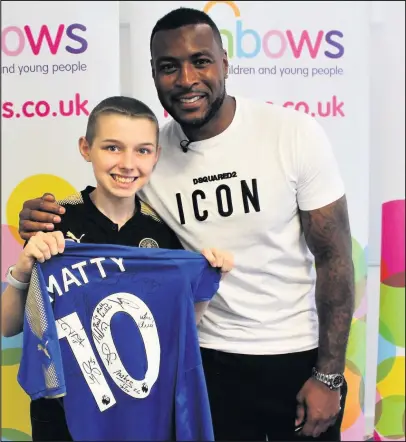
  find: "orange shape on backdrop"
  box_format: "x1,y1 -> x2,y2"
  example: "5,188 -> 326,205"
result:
341,361 -> 362,431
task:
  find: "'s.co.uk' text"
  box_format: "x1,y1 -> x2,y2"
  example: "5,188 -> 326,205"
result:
2,94 -> 89,119
266,96 -> 345,117
163,96 -> 345,119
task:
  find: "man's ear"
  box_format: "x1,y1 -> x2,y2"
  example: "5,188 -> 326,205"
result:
222,50 -> 229,79
78,136 -> 91,162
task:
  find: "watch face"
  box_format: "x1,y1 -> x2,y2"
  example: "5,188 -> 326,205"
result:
332,374 -> 344,388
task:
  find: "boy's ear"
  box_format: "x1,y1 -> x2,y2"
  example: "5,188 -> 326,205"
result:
79,136 -> 91,162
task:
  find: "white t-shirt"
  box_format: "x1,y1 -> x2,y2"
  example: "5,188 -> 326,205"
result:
139,96 -> 345,355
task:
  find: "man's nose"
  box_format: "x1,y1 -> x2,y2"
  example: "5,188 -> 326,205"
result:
176,63 -> 199,89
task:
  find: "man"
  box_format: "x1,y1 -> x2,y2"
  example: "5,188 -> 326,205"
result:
18,7 -> 354,442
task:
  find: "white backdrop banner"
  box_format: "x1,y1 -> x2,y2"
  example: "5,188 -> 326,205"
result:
129,1 -> 370,440
1,1 -> 120,439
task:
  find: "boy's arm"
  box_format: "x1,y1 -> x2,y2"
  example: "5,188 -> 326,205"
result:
1,231 -> 65,337
1,268 -> 30,337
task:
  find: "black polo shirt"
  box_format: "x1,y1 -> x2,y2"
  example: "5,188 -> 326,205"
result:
55,186 -> 183,249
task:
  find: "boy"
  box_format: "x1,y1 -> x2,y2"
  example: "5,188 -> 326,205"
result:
2,96 -> 233,440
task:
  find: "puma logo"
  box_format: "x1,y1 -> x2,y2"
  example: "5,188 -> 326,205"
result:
38,341 -> 50,359
66,231 -> 85,243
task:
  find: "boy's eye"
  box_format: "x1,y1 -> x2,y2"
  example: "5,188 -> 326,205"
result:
105,145 -> 119,152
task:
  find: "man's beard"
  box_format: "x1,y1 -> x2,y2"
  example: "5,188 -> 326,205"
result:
159,87 -> 226,130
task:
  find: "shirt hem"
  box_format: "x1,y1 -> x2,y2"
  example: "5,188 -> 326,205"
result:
198,339 -> 319,355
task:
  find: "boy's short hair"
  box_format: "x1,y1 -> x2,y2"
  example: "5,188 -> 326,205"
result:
86,96 -> 159,145
150,7 -> 223,52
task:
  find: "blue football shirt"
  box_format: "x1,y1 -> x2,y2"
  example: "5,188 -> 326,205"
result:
18,242 -> 220,441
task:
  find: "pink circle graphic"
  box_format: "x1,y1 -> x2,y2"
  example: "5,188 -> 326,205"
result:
1,224 -> 23,282
341,413 -> 365,441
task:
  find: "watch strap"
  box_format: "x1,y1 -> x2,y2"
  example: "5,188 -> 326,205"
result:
312,367 -> 344,390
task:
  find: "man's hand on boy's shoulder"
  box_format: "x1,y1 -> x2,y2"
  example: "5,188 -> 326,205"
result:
19,193 -> 65,241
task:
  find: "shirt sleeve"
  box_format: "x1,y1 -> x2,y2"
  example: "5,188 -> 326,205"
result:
17,263 -> 66,400
190,258 -> 221,304
295,116 -> 345,211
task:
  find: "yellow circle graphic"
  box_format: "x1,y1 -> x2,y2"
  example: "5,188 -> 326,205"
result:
1,365 -> 31,436
6,174 -> 77,244
377,356 -> 405,398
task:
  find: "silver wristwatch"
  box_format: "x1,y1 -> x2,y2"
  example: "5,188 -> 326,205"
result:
6,265 -> 29,290
312,367 -> 344,390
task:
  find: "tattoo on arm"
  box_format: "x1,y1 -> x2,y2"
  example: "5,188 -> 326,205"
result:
299,195 -> 355,374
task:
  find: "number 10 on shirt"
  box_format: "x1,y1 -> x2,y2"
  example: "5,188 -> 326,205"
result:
56,292 -> 161,412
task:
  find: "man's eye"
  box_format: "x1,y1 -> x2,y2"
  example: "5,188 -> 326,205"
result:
160,64 -> 176,73
106,145 -> 119,152
195,59 -> 211,67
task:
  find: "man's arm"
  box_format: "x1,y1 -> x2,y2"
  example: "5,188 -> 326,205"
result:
18,193 -> 65,241
299,195 -> 354,374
